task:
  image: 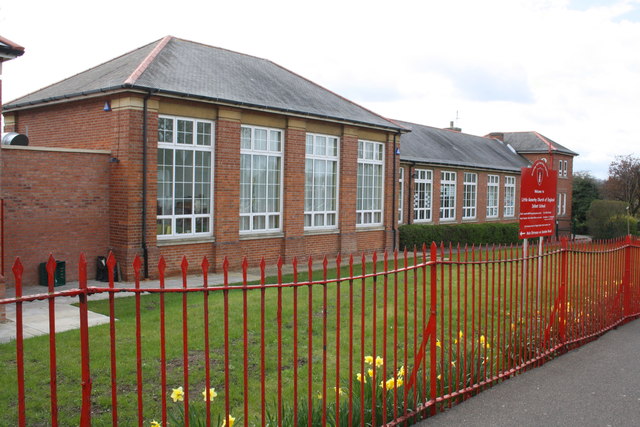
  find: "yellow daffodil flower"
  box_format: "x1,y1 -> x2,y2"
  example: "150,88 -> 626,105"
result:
333,387 -> 345,396
368,368 -> 374,378
396,377 -> 404,387
451,361 -> 456,367
171,387 -> 184,402
397,366 -> 405,377
479,335 -> 485,344
222,415 -> 235,427
459,330 -> 464,339
357,373 -> 367,383
365,355 -> 374,365
202,387 -> 217,401
437,374 -> 442,381
150,421 -> 161,427
375,356 -> 384,368
317,392 -> 323,400
436,339 -> 441,348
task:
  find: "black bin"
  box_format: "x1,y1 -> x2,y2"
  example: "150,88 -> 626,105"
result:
96,256 -> 119,282
38,261 -> 66,287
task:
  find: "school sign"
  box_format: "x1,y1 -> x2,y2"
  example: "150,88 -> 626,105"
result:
519,160 -> 558,239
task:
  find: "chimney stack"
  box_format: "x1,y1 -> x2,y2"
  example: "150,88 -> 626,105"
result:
446,121 -> 461,132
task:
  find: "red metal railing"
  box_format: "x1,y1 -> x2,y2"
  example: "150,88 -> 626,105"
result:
2,236 -> 640,426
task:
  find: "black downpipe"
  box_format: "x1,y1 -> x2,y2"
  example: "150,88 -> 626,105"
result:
142,92 -> 152,278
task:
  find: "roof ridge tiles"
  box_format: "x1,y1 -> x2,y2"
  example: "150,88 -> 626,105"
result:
124,35 -> 173,86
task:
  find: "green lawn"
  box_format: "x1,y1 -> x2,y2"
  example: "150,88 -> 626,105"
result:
0,245 -> 608,426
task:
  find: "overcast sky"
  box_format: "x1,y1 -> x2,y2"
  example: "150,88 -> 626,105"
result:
2,0 -> 639,179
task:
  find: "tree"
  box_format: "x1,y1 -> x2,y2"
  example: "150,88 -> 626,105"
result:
571,171 -> 601,234
602,154 -> 640,216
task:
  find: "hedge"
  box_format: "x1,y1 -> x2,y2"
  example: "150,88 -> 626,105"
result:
398,222 -> 520,250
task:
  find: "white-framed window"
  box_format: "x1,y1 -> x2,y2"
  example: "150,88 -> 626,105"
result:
414,169 -> 432,222
305,133 -> 339,229
439,171 -> 457,220
486,175 -> 500,218
558,159 -> 569,178
557,192 -> 567,216
356,140 -> 384,226
463,172 -> 477,219
157,115 -> 214,239
398,167 -> 405,224
240,125 -> 283,233
504,176 -> 516,217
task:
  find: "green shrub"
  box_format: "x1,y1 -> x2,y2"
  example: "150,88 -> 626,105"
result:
398,222 -> 519,250
586,200 -> 637,239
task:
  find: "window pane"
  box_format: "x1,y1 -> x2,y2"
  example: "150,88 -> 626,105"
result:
177,120 -> 193,144
255,129 -> 267,151
197,122 -> 212,146
241,127 -> 252,149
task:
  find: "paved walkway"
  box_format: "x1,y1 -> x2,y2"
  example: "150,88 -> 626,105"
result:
0,264 -> 291,343
419,319 -> 640,427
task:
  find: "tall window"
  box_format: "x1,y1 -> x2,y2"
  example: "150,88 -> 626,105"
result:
414,169 -> 432,222
240,125 -> 283,233
440,171 -> 456,220
357,140 -> 384,226
398,167 -> 405,224
305,133 -> 339,229
157,116 -> 214,239
504,176 -> 516,217
486,175 -> 500,218
463,172 -> 477,219
557,193 -> 567,216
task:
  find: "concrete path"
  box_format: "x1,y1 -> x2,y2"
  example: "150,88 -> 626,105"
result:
419,319 -> 640,427
0,264 -> 289,343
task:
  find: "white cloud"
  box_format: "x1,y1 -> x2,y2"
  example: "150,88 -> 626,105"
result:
1,0 -> 639,179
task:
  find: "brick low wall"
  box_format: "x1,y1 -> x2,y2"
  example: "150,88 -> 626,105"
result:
1,146 -> 111,286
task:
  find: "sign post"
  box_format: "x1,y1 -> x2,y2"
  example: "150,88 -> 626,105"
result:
519,160 -> 558,308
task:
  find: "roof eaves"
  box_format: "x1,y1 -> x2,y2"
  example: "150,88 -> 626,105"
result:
399,156 -> 525,173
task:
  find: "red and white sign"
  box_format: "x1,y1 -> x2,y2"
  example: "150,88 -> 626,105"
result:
519,160 -> 558,239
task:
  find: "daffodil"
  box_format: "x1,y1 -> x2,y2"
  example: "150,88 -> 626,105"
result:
202,387 -> 217,401
150,421 -> 161,427
333,387 -> 345,396
367,368 -> 374,378
375,356 -> 384,368
451,361 -> 456,367
365,355 -> 374,365
479,335 -> 485,345
397,366 -> 405,377
436,339 -> 441,348
317,392 -> 323,400
357,373 -> 367,383
171,387 -> 184,402
222,415 -> 235,427
436,374 -> 442,381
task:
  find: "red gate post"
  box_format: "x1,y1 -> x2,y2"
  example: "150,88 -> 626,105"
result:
558,237 -> 568,343
623,234 -> 632,319
45,254 -> 59,426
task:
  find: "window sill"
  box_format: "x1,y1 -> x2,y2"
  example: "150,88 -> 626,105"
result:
304,228 -> 340,236
356,225 -> 385,232
157,236 -> 215,247
239,232 -> 285,241
462,218 -> 477,222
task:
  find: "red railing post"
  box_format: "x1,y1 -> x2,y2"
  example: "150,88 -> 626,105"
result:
180,256 -> 190,426
78,253 -> 92,427
13,258 -> 26,427
133,255 -> 144,426
623,234 -> 632,318
558,237 -> 568,343
106,251 -> 118,426
429,242 -> 438,416
46,254 -> 59,426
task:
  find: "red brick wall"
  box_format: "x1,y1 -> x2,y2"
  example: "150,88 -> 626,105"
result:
400,164 -> 521,226
1,146 -> 110,286
5,98 -> 116,150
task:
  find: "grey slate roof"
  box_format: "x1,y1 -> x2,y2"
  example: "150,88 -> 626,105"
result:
396,120 -> 530,172
498,132 -> 578,156
4,36 -> 402,131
